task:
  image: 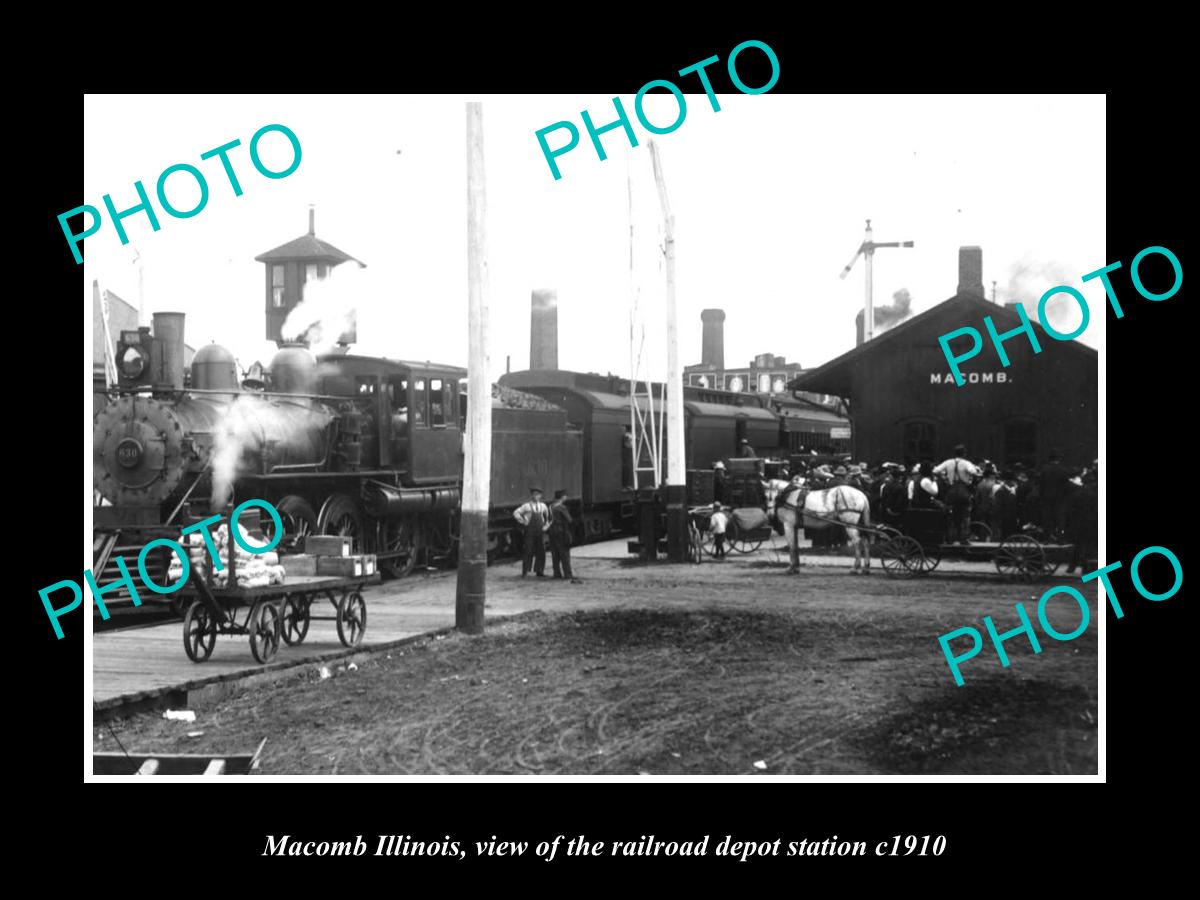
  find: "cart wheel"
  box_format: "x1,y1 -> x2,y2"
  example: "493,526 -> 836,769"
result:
915,544 -> 942,575
731,522 -> 766,554
249,600 -> 281,664
969,520 -> 993,543
337,591 -> 367,647
995,535 -> 1047,581
873,525 -> 902,545
879,536 -> 921,577
280,594 -> 311,646
182,601 -> 217,662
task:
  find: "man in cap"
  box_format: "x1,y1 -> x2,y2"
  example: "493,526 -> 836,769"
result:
738,438 -> 757,458
993,470 -> 1019,539
547,490 -> 582,583
713,460 -> 730,504
974,462 -> 998,537
1039,450 -> 1073,538
934,444 -> 982,544
879,464 -> 908,528
708,502 -> 729,559
513,487 -> 551,577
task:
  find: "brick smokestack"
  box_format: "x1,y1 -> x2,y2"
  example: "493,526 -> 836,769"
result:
701,308 -> 725,369
958,246 -> 984,299
530,288 -> 558,370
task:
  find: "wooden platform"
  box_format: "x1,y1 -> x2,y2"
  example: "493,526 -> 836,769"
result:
93,586 -> 459,712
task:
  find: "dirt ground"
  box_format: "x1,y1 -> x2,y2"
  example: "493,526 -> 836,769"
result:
99,552 -> 1098,775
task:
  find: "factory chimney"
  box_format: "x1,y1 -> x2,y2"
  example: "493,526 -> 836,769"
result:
958,246 -> 985,299
308,205 -> 315,235
530,288 -> 558,370
701,308 -> 725,370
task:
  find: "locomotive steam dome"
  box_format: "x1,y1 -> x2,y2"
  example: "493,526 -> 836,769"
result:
191,343 -> 238,391
269,343 -> 317,394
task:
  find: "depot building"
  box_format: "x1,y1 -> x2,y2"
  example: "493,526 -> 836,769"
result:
789,247 -> 1098,468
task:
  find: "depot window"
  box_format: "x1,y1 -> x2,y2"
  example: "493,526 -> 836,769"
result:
271,265 -> 285,308
1004,419 -> 1037,468
902,420 -> 937,463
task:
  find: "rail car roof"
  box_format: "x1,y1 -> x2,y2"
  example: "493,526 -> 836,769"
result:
318,354 -> 467,377
684,401 -> 777,421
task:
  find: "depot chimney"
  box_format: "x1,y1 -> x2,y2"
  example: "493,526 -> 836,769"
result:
701,308 -> 725,370
530,288 -> 558,370
958,246 -> 984,299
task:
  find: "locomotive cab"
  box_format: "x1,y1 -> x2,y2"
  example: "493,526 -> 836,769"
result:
317,355 -> 465,485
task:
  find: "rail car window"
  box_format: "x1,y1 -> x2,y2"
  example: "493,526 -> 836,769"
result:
413,378 -> 428,427
271,265 -> 285,308
356,376 -> 378,396
903,421 -> 937,463
429,378 -> 446,426
1004,420 -> 1037,468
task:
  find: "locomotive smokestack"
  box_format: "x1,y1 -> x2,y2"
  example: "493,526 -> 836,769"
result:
530,288 -> 558,370
958,246 -> 984,299
151,311 -> 186,391
701,308 -> 725,370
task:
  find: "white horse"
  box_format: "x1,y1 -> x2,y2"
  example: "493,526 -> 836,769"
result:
770,480 -> 874,575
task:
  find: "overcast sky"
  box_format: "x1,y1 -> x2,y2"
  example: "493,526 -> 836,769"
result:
83,94 -> 1105,383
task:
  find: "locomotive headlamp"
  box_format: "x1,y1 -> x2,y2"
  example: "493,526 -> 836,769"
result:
120,345 -> 146,378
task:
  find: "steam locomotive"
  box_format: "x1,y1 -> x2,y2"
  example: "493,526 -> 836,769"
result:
93,313 -> 845,601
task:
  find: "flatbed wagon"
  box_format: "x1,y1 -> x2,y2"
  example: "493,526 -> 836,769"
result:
875,508 -> 1072,580
174,573 -> 380,664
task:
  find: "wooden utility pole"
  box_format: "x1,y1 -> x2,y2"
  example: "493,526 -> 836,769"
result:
649,142 -> 686,562
456,102 -> 491,634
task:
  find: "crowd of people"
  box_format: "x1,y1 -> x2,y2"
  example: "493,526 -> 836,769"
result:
770,444 -> 1099,572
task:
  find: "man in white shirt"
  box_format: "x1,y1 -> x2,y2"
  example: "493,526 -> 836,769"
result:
513,487 -> 551,576
708,502 -> 729,559
934,444 -> 982,544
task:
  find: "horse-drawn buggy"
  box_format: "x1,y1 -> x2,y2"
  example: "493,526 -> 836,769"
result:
874,506 -> 1072,580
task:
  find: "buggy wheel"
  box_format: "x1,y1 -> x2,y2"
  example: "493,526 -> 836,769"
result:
337,591 -> 367,647
996,535 -> 1047,581
182,601 -> 216,662
729,520 -> 765,554
249,600 -> 281,664
880,536 -> 921,577
915,544 -> 941,575
969,520 -> 992,543
280,594 -> 310,646
873,525 -> 902,545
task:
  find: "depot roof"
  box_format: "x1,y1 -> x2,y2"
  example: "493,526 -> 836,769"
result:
788,292 -> 1097,397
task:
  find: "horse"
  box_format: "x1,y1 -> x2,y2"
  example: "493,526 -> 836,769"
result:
771,480 -> 874,575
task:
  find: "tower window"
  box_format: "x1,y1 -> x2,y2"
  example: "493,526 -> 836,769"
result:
272,265 -> 285,308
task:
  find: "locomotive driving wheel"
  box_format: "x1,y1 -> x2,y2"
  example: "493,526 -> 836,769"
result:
318,493 -> 364,553
379,518 -> 419,578
270,495 -> 318,554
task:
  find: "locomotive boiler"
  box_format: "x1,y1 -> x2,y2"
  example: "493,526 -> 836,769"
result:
93,313 -> 583,599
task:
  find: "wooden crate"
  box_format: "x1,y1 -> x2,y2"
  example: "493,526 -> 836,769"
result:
317,555 -> 364,577
304,535 -> 353,557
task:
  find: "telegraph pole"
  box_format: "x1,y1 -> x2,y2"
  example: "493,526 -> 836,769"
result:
839,219 -> 914,341
456,101 -> 491,634
649,142 -> 686,563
